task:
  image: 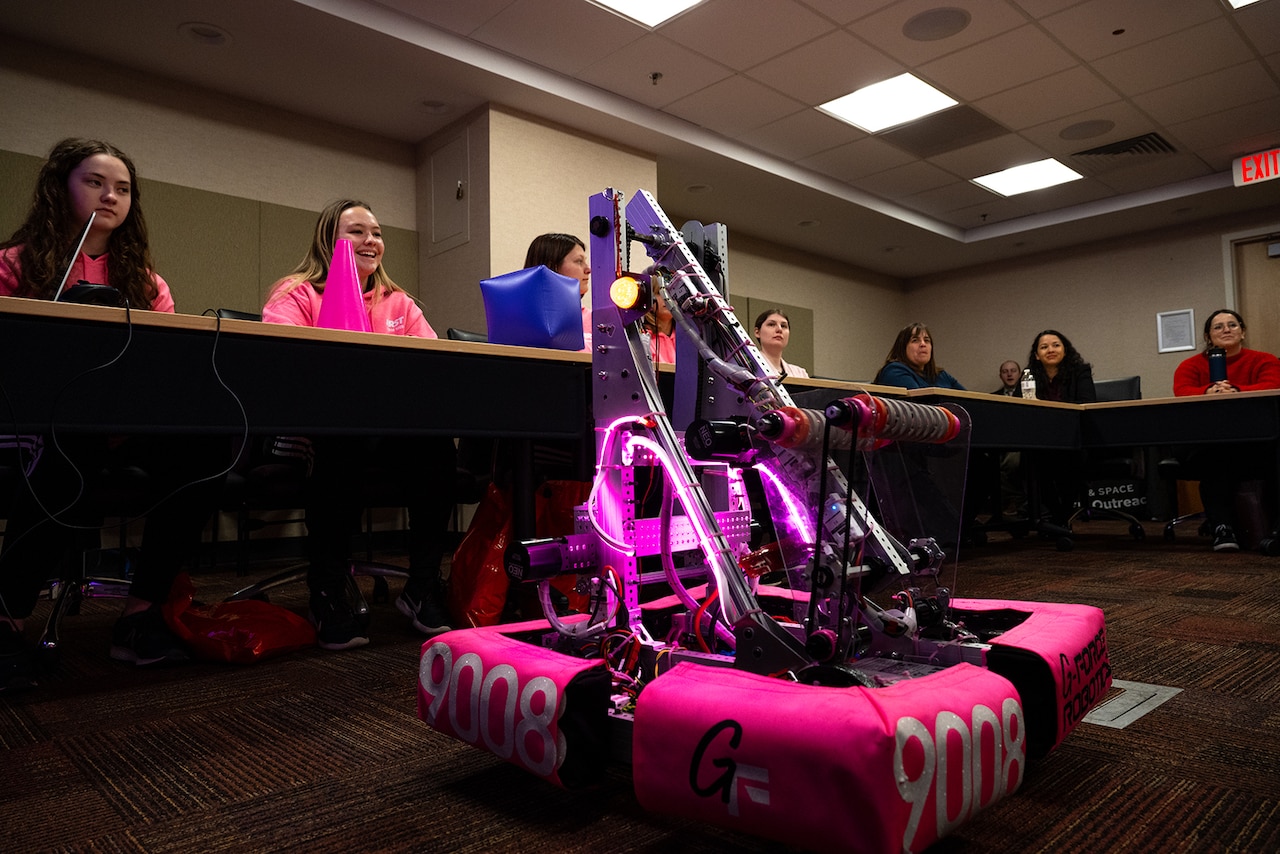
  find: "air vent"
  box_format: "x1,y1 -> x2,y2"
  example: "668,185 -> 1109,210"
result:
1068,132 -> 1177,176
1072,133 -> 1177,157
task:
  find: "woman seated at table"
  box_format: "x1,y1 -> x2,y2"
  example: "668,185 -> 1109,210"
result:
1023,330 -> 1095,526
524,233 -> 592,351
868,323 -> 966,544
1,138 -> 224,670
1023,329 -> 1095,403
874,322 -> 962,389
644,291 -> 675,364
263,199 -> 456,649
1172,309 -> 1280,551
754,308 -> 809,378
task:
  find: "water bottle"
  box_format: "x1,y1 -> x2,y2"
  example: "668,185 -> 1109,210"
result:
1207,347 -> 1227,384
1020,368 -> 1037,400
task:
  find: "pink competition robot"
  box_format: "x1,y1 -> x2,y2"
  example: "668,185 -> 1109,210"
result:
418,189 -> 1110,853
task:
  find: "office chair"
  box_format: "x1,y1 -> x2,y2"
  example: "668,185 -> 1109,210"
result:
1,456 -> 147,657
219,318 -> 492,608
1055,376 -> 1147,550
212,308 -> 263,322
446,327 -> 488,343
1157,455 -> 1209,541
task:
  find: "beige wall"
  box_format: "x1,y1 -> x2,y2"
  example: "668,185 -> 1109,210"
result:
722,234 -> 905,381
6,32 -> 1279,396
0,149 -> 418,317
0,37 -> 417,227
904,212 -> 1276,398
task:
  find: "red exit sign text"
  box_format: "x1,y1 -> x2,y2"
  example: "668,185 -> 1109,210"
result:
1233,147 -> 1280,187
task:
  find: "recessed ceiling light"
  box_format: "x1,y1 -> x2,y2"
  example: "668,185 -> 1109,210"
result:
818,73 -> 957,133
177,21 -> 231,46
686,183 -> 712,194
973,159 -> 1083,197
797,220 -> 820,228
421,100 -> 452,114
1225,0 -> 1265,9
587,0 -> 704,28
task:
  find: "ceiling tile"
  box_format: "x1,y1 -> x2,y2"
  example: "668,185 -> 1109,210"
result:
798,136 -> 915,182
799,0 -> 898,26
975,66 -> 1119,131
1167,95 -> 1280,155
1197,136 -> 1280,173
851,160 -> 958,199
745,30 -> 901,105
663,74 -> 807,137
1093,154 -> 1213,194
1010,0 -> 1088,17
659,0 -> 834,72
919,24 -> 1079,101
945,195 -> 1039,228
1270,51 -> 1280,80
575,33 -> 733,109
929,133 -> 1051,179
1091,19 -> 1250,96
879,106 -> 1010,159
1234,2 -> 1280,55
1132,61 -> 1280,127
1021,101 -> 1175,159
848,0 -> 1028,68
1039,0 -> 1221,62
1018,177 -> 1115,210
738,109 -> 866,160
905,179 -> 999,217
370,0 -> 517,35
470,0 -> 645,75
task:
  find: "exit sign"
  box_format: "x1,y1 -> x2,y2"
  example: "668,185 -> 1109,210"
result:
1233,147 -> 1280,187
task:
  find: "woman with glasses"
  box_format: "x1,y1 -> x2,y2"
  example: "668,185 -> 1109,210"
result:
1172,309 -> 1280,550
1173,310 -> 1280,396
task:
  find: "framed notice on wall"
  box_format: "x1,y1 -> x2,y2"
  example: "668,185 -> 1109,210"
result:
1157,309 -> 1195,353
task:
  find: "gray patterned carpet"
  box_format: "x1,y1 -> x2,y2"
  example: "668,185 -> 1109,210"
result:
2,522 -> 1278,853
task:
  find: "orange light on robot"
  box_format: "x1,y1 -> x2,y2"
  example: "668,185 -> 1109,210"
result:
610,275 -> 643,310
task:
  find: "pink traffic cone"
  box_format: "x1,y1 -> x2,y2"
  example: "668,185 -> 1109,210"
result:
316,238 -> 372,332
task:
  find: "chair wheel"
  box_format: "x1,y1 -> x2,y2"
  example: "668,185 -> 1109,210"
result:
1130,524 -> 1145,540
1163,525 -> 1175,542
1056,537 -> 1074,552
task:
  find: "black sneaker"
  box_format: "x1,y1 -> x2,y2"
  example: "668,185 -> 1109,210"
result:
396,581 -> 452,636
309,587 -> 370,651
1212,524 -> 1240,552
110,606 -> 190,666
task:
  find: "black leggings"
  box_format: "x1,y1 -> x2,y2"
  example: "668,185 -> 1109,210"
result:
1,433 -> 227,619
302,435 -> 456,591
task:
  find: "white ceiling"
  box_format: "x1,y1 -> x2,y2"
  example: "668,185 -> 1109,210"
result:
3,0 -> 1279,278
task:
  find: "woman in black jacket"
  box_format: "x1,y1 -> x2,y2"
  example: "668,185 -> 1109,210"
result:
1023,330 -> 1096,525
1024,329 -> 1096,403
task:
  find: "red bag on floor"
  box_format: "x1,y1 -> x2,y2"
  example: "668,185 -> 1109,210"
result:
163,572 -> 317,664
449,480 -> 594,627
536,480 -> 591,613
448,482 -> 514,628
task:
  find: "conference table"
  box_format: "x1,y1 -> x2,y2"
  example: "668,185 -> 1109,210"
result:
4,298 -> 1277,537
0,297 -> 591,439
787,377 -> 1280,543
0,297 -> 594,538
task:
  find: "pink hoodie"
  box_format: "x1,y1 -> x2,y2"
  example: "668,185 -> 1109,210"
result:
0,246 -> 175,312
262,281 -> 437,338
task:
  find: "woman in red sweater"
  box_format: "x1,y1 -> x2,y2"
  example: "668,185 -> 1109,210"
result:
1173,309 -> 1280,550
